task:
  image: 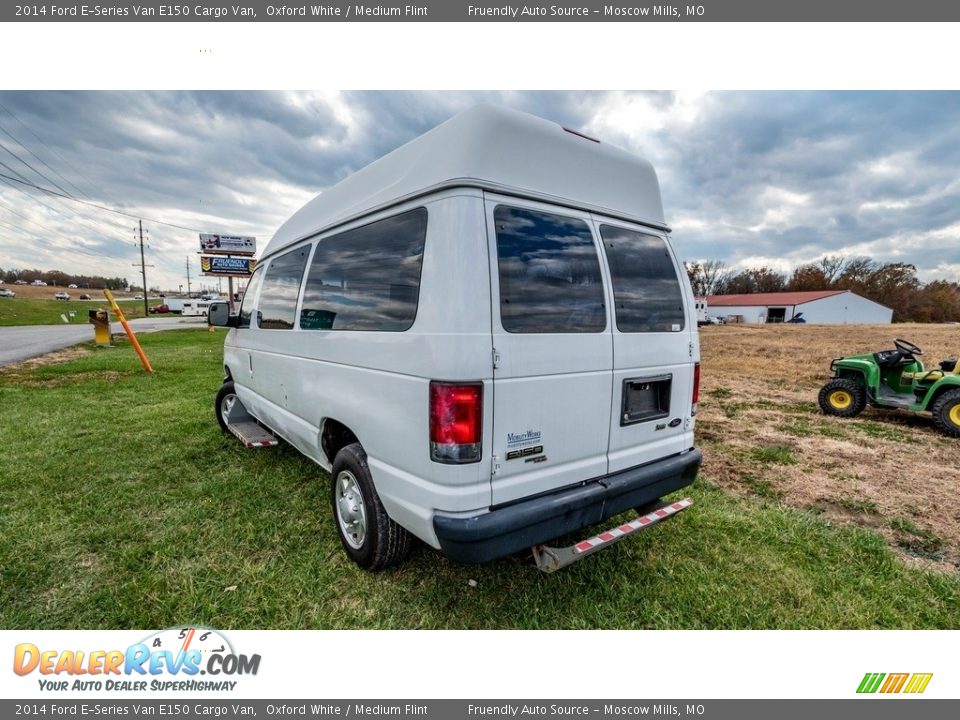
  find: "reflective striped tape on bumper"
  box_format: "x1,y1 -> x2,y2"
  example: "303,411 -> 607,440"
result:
574,498 -> 694,554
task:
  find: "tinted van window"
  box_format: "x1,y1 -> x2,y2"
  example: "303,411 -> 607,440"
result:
258,246 -> 310,330
599,225 -> 685,332
300,207 -> 427,332
494,205 -> 605,333
237,266 -> 264,329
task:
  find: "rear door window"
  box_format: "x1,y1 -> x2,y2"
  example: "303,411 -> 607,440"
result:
257,246 -> 310,330
599,225 -> 686,332
300,207 -> 427,332
494,205 -> 606,333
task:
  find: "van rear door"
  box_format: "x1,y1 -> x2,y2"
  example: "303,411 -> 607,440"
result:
485,195 -> 614,506
592,219 -> 695,474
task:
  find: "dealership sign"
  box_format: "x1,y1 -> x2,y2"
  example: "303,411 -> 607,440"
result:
201,256 -> 256,277
199,233 -> 256,255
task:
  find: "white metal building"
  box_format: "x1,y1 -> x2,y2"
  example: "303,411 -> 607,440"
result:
706,290 -> 893,324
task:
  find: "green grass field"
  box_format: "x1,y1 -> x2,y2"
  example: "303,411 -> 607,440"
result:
0,297 -> 147,326
1,329 -> 958,629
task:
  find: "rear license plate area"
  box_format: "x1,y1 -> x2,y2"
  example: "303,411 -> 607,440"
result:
621,374 -> 671,425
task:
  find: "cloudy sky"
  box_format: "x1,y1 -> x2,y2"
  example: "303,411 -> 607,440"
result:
0,90 -> 958,291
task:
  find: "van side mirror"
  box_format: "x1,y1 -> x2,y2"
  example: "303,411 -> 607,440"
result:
208,301 -> 236,327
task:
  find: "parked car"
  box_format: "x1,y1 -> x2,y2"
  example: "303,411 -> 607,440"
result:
208,105 -> 702,572
149,304 -> 170,314
68,284 -> 78,289
54,292 -> 70,300
31,280 -> 47,286
79,294 -> 91,300
14,279 -> 27,285
133,294 -> 144,300
0,288 -> 15,298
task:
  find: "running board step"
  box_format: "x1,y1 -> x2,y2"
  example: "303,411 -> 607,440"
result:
228,421 -> 279,448
531,497 -> 693,573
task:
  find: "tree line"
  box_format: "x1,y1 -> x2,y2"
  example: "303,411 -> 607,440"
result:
685,256 -> 960,323
0,267 -> 130,291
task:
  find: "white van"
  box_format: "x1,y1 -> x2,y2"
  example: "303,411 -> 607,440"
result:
209,105 -> 702,571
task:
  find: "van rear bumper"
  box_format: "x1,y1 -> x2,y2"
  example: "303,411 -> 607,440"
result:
433,449 -> 702,565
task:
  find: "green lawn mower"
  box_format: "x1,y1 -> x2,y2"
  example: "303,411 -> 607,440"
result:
818,338 -> 960,437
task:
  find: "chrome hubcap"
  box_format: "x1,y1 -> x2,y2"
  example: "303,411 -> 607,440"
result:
335,470 -> 367,549
221,394 -> 237,425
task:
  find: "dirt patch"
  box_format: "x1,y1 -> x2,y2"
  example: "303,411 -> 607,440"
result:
0,345 -> 92,374
11,369 -> 128,388
699,323 -> 960,570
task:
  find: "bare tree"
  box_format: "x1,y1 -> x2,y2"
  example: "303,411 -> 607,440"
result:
818,255 -> 847,285
685,259 -> 732,297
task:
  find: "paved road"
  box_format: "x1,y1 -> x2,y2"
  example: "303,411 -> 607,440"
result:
0,316 -> 208,367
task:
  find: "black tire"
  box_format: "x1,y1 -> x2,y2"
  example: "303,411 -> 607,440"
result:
215,381 -> 237,434
331,443 -> 411,571
931,388 -> 960,438
818,378 -> 866,418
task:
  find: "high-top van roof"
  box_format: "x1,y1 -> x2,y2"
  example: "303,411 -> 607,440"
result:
262,104 -> 666,260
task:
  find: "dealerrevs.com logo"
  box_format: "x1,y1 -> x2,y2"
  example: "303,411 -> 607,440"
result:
13,627 -> 261,692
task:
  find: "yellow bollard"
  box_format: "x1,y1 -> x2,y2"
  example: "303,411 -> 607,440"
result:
89,308 -> 112,346
103,290 -> 154,374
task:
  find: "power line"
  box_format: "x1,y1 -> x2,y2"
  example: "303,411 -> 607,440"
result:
0,103 -> 138,236
0,135 -> 73,198
0,101 -> 100,200
0,113 -> 94,202
0,159 -> 131,248
0,171 -> 208,233
0,136 -> 131,239
0,208 -> 113,262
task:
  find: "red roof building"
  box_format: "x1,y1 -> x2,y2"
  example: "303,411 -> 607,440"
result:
704,290 -> 892,324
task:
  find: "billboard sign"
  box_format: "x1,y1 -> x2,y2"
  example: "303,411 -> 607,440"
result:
199,233 -> 256,255
201,256 -> 256,277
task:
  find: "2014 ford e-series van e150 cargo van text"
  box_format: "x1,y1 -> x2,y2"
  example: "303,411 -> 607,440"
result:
208,105 -> 702,572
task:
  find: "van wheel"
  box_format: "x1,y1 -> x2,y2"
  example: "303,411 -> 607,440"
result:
331,443 -> 411,571
931,389 -> 960,438
215,381 -> 237,434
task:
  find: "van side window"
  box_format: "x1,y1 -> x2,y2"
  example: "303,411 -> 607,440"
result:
300,207 -> 427,332
258,247 -> 310,330
237,267 -> 264,329
494,205 -> 605,333
599,225 -> 686,333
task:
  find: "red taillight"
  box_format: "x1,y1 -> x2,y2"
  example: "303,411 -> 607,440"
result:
430,381 -> 483,464
692,362 -> 701,415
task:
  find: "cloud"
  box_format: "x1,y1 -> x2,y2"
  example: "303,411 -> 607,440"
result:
1,90 -> 959,290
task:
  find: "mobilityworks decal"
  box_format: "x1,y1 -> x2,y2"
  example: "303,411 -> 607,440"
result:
857,672 -> 933,694
13,627 -> 261,692
506,429 -> 542,448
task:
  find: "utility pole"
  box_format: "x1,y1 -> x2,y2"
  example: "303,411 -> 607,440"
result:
132,220 -> 153,317
186,256 -> 192,297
